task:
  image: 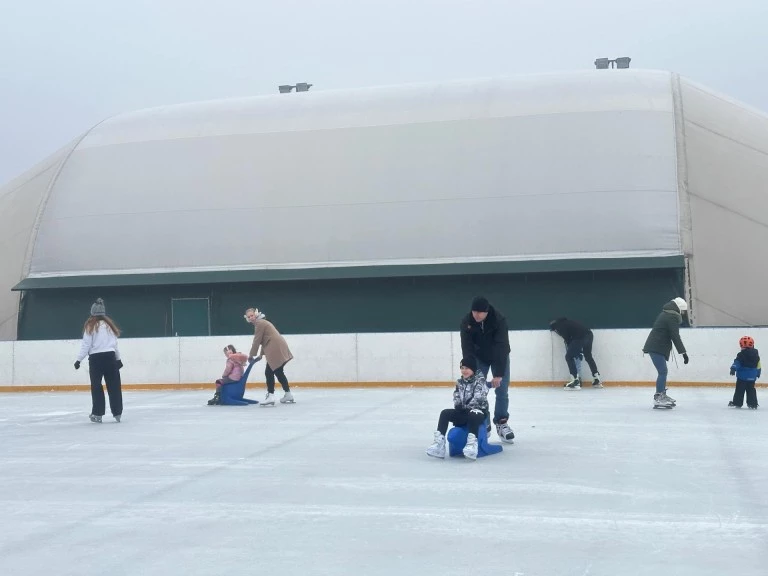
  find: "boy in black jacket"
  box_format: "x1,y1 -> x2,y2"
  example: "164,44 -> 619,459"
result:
460,296 -> 515,443
426,357 -> 489,461
549,317 -> 603,390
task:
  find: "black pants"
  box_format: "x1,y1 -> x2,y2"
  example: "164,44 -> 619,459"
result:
732,379 -> 758,408
437,408 -> 486,437
89,351 -> 122,416
265,362 -> 290,394
566,330 -> 599,377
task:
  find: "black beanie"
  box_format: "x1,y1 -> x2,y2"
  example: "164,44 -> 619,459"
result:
460,357 -> 478,373
471,296 -> 490,312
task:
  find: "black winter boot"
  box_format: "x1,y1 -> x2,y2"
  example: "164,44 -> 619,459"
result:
207,390 -> 221,405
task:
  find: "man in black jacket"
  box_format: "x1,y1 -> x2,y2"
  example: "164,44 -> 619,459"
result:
460,296 -> 515,443
549,317 -> 603,390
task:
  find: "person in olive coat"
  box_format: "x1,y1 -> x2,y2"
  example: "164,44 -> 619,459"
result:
642,297 -> 689,408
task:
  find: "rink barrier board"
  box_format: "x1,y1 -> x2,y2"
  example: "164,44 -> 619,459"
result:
3,327 -> 766,391
1,381 -> 766,393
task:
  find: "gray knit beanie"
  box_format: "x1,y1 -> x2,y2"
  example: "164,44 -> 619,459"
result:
90,298 -> 106,316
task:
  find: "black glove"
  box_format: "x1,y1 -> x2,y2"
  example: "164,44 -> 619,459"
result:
117,360 -> 124,370
74,361 -> 80,370
682,353 -> 689,365
730,369 -> 736,376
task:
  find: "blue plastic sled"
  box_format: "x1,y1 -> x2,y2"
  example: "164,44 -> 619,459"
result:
447,424 -> 503,458
219,360 -> 260,406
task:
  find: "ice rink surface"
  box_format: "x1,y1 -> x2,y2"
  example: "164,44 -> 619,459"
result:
1,386 -> 767,576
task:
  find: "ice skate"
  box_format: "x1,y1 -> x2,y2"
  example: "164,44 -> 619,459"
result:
653,392 -> 675,409
114,415 -> 121,423
426,431 -> 446,459
495,419 -> 515,443
279,391 -> 295,404
592,374 -> 604,388
207,391 -> 221,406
564,377 -> 581,390
89,414 -> 102,423
728,401 -> 741,408
462,433 -> 478,460
748,404 -> 759,410
260,393 -> 276,407
664,389 -> 676,404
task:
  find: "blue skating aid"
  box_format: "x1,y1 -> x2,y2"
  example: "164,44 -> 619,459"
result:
447,424 -> 503,458
219,360 -> 260,406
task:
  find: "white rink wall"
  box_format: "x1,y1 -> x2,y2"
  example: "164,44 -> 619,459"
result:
1,328 -> 766,390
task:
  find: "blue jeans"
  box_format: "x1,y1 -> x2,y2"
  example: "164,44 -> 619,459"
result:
649,352 -> 668,393
477,356 -> 510,423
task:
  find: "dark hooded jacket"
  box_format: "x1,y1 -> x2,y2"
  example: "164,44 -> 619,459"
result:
643,300 -> 687,361
549,318 -> 590,344
460,305 -> 511,376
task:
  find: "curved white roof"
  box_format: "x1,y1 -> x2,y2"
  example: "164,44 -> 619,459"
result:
28,70 -> 680,277
4,68 -> 767,336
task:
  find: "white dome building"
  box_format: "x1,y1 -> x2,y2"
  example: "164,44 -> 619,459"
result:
2,69 -> 767,340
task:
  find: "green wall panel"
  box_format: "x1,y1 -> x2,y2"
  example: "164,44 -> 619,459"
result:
17,268 -> 683,340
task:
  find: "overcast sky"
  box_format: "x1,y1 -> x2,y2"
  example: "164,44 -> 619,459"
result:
1,0 -> 767,185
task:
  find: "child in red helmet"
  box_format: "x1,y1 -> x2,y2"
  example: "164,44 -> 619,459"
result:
729,336 -> 761,409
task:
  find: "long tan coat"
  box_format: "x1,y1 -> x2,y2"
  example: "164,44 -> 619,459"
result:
249,319 -> 293,370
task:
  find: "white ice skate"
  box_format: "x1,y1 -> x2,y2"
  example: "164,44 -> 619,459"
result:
592,374 -> 604,388
426,431 -> 446,459
280,391 -> 295,404
653,392 -> 675,409
564,377 -> 581,390
463,433 -> 478,460
260,393 -> 276,407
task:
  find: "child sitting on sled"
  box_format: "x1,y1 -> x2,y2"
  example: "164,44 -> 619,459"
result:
426,357 -> 490,461
207,345 -> 249,405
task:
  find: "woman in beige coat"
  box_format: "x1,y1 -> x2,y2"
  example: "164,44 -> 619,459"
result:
245,308 -> 295,406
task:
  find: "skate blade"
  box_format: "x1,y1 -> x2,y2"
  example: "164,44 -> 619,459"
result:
653,405 -> 675,409
260,403 -> 276,407
279,400 -> 296,404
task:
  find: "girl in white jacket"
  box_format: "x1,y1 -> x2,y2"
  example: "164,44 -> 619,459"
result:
75,299 -> 123,423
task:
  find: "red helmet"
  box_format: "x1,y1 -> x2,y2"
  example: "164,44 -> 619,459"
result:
739,336 -> 755,348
